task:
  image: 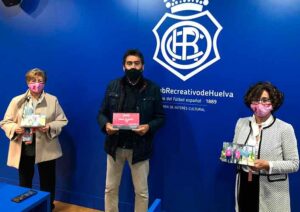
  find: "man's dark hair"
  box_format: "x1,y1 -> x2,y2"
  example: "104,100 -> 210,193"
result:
244,81 -> 284,112
122,49 -> 144,65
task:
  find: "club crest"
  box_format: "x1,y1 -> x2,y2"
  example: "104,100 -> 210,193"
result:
153,0 -> 222,81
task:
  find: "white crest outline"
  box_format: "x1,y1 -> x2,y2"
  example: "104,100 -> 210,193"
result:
153,10 -> 222,81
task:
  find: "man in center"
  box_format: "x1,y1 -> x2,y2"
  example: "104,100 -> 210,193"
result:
97,49 -> 165,212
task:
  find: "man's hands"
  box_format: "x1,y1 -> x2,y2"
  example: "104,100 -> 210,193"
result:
105,123 -> 149,136
132,124 -> 149,136
106,123 -> 119,135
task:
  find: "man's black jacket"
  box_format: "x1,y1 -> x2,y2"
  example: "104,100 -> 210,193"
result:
97,77 -> 165,164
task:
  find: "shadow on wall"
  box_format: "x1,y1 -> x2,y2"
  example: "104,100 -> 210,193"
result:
55,129 -> 77,192
0,0 -> 48,18
20,0 -> 48,17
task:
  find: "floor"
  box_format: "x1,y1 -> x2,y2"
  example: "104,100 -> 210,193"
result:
53,201 -> 103,212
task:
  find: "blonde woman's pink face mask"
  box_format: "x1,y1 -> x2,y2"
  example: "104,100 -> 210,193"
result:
28,82 -> 44,93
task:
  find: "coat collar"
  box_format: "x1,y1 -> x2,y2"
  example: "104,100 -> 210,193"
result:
16,90 -> 46,108
248,115 -> 276,133
120,76 -> 148,93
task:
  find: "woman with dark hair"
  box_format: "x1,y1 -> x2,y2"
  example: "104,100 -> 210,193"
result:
233,81 -> 299,212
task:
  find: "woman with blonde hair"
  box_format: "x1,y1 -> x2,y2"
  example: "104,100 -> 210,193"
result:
0,68 -> 68,210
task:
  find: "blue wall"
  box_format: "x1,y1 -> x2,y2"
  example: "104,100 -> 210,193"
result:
0,0 -> 299,211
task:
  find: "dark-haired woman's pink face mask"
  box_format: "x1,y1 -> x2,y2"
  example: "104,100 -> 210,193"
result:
250,103 -> 273,118
250,90 -> 273,118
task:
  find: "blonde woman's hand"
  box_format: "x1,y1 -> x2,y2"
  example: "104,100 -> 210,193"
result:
37,124 -> 50,133
15,127 -> 25,135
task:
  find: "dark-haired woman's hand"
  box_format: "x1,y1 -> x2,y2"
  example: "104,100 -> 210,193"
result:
253,159 -> 270,171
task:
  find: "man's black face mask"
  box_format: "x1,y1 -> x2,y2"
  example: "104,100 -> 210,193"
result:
125,68 -> 143,82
